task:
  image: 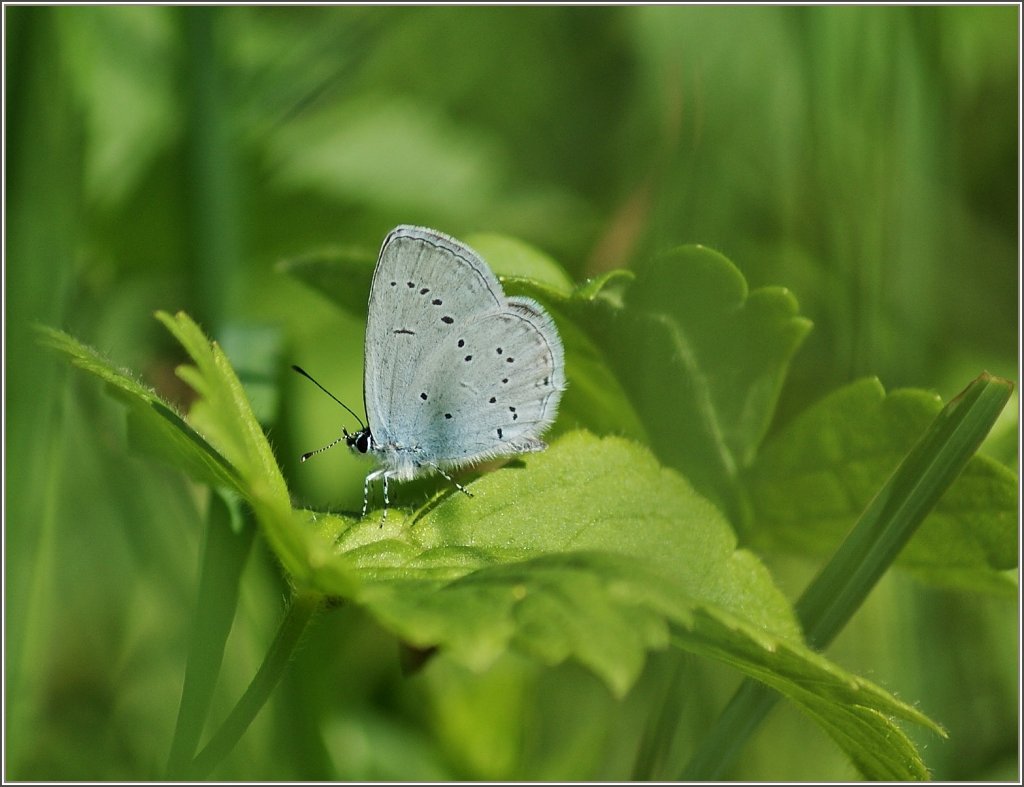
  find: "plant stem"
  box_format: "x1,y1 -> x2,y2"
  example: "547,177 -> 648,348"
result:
186,590 -> 322,779
165,493 -> 255,777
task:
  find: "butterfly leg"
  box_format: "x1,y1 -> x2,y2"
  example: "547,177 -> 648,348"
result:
361,473 -> 373,517
362,469 -> 387,518
361,470 -> 393,524
431,464 -> 474,499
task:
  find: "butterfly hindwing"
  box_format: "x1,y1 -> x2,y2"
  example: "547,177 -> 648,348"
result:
401,295 -> 565,468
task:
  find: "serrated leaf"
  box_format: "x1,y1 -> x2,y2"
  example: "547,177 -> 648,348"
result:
686,373 -> 1011,780
319,547 -> 938,779
156,311 -> 359,594
36,323 -> 244,494
43,318 -> 942,777
312,432 -> 800,640
580,244 -> 812,521
39,317 -> 357,595
359,554 -> 941,778
747,377 -> 1018,593
154,311 -> 290,510
295,431 -> 939,775
673,606 -> 940,780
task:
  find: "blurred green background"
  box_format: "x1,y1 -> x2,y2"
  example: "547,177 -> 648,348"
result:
5,5 -> 1018,780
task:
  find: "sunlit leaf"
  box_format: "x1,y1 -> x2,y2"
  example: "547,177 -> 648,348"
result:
578,245 -> 812,522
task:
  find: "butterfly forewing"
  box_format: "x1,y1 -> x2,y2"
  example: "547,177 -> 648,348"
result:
363,226 -> 505,450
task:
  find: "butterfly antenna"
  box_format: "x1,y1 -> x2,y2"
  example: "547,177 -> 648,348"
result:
299,434 -> 347,462
291,365 -> 366,429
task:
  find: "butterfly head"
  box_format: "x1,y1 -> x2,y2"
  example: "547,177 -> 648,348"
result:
344,426 -> 373,455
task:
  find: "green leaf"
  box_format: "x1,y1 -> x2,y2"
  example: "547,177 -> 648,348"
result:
464,231 -> 575,295
150,311 -> 343,591
43,317 -> 942,777
686,372 -> 1011,780
36,323 -> 244,494
39,316 -> 356,596
747,377 -> 1018,593
297,431 -> 938,774
674,609 -> 939,780
154,311 -> 290,507
353,552 -> 937,780
583,244 -> 812,520
275,245 -> 376,319
312,432 -> 800,639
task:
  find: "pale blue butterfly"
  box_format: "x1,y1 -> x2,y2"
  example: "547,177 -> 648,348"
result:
296,225 -> 566,517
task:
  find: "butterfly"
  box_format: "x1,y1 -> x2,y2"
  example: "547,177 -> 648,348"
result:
296,225 -> 565,517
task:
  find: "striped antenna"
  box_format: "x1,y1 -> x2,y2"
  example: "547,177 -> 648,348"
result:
300,434 -> 348,462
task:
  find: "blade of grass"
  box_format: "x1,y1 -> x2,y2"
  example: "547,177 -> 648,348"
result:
186,590 -> 323,778
631,654 -> 691,780
165,491 -> 256,777
794,372 -> 1014,647
181,5 -> 241,329
682,372 -> 1013,779
5,9 -> 82,777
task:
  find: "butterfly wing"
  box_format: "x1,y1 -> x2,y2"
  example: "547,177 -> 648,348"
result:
363,225 -> 505,453
364,226 -> 565,475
